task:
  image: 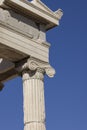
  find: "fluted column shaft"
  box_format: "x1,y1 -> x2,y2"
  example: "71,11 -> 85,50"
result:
22,69 -> 46,130
21,57 -> 55,130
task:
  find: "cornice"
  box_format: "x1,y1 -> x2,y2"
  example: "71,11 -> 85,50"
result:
0,0 -> 63,30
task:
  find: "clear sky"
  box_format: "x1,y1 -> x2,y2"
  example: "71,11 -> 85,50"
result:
0,0 -> 87,130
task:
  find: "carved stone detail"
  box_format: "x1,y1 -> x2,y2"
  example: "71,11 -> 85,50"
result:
54,9 -> 63,20
20,57 -> 55,78
16,57 -> 55,78
22,68 -> 44,81
28,57 -> 55,77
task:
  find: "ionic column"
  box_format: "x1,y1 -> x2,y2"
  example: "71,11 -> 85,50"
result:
21,57 -> 55,130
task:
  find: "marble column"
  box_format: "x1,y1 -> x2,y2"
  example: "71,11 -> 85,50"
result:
21,57 -> 55,130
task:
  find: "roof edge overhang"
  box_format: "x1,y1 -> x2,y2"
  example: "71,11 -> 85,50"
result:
0,0 -> 63,30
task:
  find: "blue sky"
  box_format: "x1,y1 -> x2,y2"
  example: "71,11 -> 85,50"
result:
0,0 -> 87,130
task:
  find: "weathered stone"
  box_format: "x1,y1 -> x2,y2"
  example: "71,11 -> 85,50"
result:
0,0 -> 63,130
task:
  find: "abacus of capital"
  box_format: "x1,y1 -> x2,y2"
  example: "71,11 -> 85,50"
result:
0,0 -> 63,130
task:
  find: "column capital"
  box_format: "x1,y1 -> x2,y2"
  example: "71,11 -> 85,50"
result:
22,69 -> 45,81
28,57 -> 55,78
17,57 -> 55,78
